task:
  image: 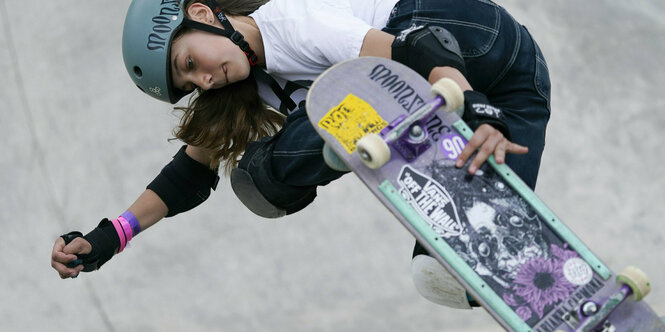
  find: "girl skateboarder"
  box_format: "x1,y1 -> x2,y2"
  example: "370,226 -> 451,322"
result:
51,0 -> 550,309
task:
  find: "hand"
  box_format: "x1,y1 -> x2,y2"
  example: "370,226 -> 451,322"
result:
455,124 -> 528,174
51,236 -> 92,279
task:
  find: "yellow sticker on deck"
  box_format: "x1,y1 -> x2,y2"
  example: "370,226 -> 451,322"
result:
317,94 -> 388,154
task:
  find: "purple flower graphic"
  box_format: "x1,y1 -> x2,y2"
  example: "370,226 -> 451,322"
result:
502,293 -> 519,306
516,306 -> 533,321
551,243 -> 578,262
512,257 -> 576,318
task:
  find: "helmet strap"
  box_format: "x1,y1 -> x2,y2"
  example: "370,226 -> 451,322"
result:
198,0 -> 260,66
181,19 -> 259,66
182,0 -> 297,114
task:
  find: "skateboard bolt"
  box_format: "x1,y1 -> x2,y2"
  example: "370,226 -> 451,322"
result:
409,125 -> 425,141
581,301 -> 598,316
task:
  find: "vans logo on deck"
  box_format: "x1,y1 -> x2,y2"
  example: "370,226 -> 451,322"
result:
398,165 -> 463,237
146,0 -> 181,51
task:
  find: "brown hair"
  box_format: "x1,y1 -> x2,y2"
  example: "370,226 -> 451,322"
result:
173,0 -> 283,174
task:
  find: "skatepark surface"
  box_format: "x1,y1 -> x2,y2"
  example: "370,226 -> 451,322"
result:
2,1 -> 664,331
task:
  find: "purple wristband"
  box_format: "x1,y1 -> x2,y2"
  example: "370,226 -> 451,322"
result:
121,211 -> 141,236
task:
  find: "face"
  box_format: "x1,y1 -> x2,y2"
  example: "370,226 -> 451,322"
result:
170,29 -> 251,93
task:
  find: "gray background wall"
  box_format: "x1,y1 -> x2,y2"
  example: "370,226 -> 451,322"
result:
1,0 -> 664,331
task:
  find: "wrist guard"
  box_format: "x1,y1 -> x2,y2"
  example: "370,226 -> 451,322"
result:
61,218 -> 120,272
392,25 -> 466,79
462,90 -> 511,140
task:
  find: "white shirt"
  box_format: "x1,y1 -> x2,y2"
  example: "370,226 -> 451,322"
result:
249,0 -> 399,112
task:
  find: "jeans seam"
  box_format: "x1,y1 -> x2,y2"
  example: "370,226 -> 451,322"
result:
414,18 -> 498,35
531,34 -> 551,109
272,149 -> 322,157
484,20 -> 520,92
534,66 -> 550,110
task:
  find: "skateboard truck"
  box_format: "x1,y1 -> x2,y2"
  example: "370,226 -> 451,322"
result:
380,102 -> 438,162
356,78 -> 464,169
560,266 -> 651,332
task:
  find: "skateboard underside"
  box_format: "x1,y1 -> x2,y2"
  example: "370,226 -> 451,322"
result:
306,57 -> 663,331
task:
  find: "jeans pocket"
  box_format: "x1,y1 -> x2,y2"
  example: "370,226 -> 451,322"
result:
533,41 -> 551,111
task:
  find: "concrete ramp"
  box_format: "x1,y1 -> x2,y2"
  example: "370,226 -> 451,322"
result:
1,0 -> 664,331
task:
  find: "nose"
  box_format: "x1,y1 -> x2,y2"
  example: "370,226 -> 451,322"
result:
198,72 -> 214,90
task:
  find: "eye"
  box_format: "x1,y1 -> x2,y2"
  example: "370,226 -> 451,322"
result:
180,56 -> 198,91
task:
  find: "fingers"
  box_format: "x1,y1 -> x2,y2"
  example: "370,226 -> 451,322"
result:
52,242 -> 81,279
455,130 -> 486,169
52,260 -> 84,279
51,237 -> 90,279
455,124 -> 528,174
494,140 -> 528,164
506,142 -> 529,156
468,132 -> 503,173
62,237 -> 92,256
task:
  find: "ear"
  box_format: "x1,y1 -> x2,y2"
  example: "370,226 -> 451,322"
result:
186,2 -> 215,24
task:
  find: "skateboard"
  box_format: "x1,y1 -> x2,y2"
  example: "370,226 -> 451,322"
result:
306,57 -> 664,332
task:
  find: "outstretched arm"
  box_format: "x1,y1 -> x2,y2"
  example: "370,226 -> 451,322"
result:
51,189 -> 168,279
51,145 -> 216,279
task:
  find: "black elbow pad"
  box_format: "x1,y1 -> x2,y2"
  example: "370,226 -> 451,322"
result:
392,25 -> 467,79
147,146 -> 219,217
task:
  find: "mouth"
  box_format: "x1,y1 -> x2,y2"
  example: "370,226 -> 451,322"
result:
209,66 -> 228,90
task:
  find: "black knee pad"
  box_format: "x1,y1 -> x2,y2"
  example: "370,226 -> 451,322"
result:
231,167 -> 287,219
231,137 -> 317,218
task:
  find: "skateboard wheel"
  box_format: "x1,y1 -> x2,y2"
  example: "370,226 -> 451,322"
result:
616,266 -> 651,301
356,133 -> 390,169
431,78 -> 464,113
322,142 -> 350,172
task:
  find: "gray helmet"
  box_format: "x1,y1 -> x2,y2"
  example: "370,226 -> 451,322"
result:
122,0 -> 261,104
122,0 -> 189,104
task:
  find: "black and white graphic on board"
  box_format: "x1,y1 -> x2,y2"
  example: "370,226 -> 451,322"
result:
398,165 -> 463,237
400,159 -> 596,327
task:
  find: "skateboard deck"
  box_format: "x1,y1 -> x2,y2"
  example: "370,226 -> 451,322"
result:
306,57 -> 664,332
